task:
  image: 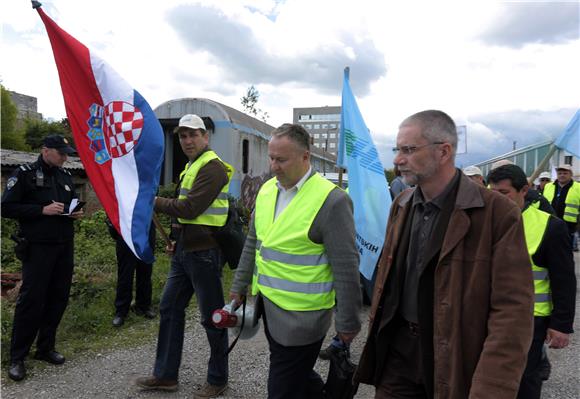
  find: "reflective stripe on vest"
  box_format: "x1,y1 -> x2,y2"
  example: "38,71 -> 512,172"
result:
522,206 -> 552,317
252,173 -> 337,311
177,150 -> 233,226
543,181 -> 580,223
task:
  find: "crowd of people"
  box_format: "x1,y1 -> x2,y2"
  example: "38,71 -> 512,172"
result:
2,110 -> 577,399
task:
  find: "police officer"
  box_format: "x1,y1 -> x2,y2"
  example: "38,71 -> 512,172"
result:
1,135 -> 83,381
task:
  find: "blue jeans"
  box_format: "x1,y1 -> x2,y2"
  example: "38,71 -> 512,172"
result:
153,246 -> 228,385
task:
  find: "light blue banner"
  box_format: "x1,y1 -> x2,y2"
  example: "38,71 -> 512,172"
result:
337,68 -> 391,280
554,109 -> 580,158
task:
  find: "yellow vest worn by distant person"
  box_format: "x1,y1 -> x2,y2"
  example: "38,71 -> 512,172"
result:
177,150 -> 233,226
252,173 -> 336,311
522,206 -> 552,317
542,181 -> 580,223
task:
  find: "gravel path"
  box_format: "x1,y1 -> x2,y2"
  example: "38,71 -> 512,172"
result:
2,253 -> 579,398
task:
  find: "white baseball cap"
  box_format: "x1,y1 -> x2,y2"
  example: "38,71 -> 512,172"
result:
538,172 -> 551,180
490,159 -> 514,170
463,165 -> 482,176
175,114 -> 206,132
556,164 -> 573,172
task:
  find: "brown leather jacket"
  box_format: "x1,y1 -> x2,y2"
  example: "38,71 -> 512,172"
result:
355,173 -> 534,399
155,151 -> 228,252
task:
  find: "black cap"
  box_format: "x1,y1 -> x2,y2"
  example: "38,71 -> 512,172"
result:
43,135 -> 76,154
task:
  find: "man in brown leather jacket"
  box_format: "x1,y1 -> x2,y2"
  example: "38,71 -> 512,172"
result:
354,110 -> 534,399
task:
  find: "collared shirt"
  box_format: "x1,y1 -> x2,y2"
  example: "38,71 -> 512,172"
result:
551,180 -> 576,234
400,170 -> 460,323
274,166 -> 312,220
552,180 -> 572,218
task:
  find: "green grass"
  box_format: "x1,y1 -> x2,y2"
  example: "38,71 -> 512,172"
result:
1,209 -> 236,374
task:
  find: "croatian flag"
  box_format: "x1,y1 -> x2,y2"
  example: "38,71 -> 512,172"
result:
37,5 -> 164,263
337,67 -> 391,280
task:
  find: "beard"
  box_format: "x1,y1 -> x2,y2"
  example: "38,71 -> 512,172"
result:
400,160 -> 438,186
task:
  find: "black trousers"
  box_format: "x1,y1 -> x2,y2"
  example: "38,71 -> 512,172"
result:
114,239 -> 152,316
517,317 -> 549,399
264,316 -> 325,399
375,317 -> 429,399
10,241 -> 74,362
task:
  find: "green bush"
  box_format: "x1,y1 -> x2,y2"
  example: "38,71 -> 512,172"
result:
1,218 -> 20,273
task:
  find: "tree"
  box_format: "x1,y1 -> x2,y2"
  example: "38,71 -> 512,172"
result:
1,85 -> 29,150
240,85 -> 269,123
385,168 -> 395,184
25,118 -> 71,150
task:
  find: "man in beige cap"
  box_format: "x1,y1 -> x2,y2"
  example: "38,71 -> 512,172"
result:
542,164 -> 580,252
136,114 -> 232,397
462,165 -> 485,186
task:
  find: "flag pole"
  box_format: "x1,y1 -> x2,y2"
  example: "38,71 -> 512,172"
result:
338,67 -> 350,188
152,213 -> 172,247
528,143 -> 557,184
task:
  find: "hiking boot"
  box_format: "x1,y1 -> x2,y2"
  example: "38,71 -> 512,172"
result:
135,376 -> 178,392
193,382 -> 228,398
318,344 -> 341,360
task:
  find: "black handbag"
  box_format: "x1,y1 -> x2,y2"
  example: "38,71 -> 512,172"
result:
324,347 -> 358,399
213,199 -> 246,269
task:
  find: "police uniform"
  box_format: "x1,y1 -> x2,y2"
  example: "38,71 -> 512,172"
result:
1,140 -> 78,374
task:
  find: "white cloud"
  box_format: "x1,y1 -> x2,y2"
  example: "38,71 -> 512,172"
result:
2,0 -> 578,167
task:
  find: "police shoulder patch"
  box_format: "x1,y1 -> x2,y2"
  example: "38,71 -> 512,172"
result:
6,176 -> 18,190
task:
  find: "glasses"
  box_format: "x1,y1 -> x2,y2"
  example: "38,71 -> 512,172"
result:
392,142 -> 444,155
540,179 -> 550,182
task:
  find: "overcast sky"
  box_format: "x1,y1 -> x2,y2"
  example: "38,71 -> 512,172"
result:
2,0 -> 579,167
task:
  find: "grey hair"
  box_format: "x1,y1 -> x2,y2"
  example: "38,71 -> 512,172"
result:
270,123 -> 310,151
400,110 -> 458,158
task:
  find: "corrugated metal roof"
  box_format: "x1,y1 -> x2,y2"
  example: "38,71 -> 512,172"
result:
1,149 -> 85,170
475,140 -> 553,166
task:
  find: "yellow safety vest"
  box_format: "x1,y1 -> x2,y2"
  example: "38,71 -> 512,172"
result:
543,181 -> 580,223
252,173 -> 336,311
522,206 -> 552,317
177,150 -> 233,226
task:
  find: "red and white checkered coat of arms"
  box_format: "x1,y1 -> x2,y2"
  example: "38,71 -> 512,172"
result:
104,101 -> 144,158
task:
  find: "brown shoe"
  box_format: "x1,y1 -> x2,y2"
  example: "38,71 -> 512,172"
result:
193,382 -> 228,398
135,376 -> 178,392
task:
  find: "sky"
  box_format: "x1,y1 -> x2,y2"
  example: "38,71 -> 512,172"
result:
2,0 -> 579,168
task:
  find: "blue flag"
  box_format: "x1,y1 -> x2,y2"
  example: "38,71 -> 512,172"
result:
554,109 -> 580,158
337,68 -> 391,279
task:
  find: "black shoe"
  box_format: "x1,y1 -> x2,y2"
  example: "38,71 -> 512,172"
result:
112,315 -> 125,327
8,361 -> 26,381
34,350 -> 65,365
318,344 -> 341,360
538,358 -> 551,381
133,306 -> 156,319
